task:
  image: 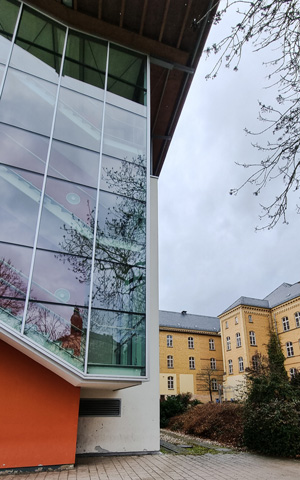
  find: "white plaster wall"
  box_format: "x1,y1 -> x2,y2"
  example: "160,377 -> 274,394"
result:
76,177 -> 160,454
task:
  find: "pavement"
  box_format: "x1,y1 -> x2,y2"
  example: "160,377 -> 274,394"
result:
1,452 -> 299,480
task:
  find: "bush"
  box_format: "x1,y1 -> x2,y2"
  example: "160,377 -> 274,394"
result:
244,399 -> 300,457
160,393 -> 196,428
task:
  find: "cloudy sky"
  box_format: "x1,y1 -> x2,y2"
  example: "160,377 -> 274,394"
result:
158,4 -> 300,318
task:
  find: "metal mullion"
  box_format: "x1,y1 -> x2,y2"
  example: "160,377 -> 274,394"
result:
21,26 -> 69,335
0,2 -> 23,98
83,42 -> 110,374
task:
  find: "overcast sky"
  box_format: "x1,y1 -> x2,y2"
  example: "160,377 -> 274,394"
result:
158,4 -> 300,318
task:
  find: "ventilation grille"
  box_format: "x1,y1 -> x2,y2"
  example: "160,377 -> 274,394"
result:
79,398 -> 121,417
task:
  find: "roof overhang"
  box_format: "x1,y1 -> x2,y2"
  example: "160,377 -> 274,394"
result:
25,0 -> 219,175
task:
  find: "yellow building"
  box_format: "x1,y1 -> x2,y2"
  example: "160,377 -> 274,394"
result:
219,282 -> 300,400
159,310 -> 223,403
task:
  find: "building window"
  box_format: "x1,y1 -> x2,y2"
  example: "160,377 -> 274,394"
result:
209,338 -> 215,350
295,312 -> 300,328
210,358 -> 216,370
211,378 -> 218,391
290,368 -> 297,379
189,357 -> 195,369
167,335 -> 173,347
236,332 -> 241,347
226,336 -> 231,350
167,376 -> 174,389
228,359 -> 233,374
248,315 -> 253,323
188,336 -> 194,349
238,357 -> 244,372
167,355 -> 174,368
249,330 -> 256,346
225,321 -> 228,329
282,316 -> 290,331
235,317 -> 239,324
286,342 -> 294,357
252,355 -> 259,371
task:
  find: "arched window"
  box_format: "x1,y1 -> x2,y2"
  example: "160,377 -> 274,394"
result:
236,332 -> 241,347
209,338 -> 215,350
249,331 -> 256,346
189,357 -> 195,369
210,358 -> 216,370
167,376 -> 174,389
295,312 -> 300,328
188,337 -> 194,349
228,359 -> 233,374
226,336 -> 231,350
286,342 -> 294,357
238,357 -> 244,372
167,355 -> 173,368
167,335 -> 173,347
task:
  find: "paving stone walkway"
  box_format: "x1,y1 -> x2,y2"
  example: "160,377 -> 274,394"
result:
1,453 -> 299,480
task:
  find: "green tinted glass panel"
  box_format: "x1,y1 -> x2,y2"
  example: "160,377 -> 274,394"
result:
0,0 -> 19,41
15,5 -> 66,74
108,44 -> 146,105
63,31 -> 107,90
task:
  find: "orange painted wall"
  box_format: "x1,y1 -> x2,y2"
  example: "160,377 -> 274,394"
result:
0,340 -> 80,469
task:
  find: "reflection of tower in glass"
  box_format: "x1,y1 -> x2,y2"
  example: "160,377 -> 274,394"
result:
58,306 -> 83,357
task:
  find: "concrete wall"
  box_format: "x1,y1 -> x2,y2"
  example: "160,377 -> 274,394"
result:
76,177 -> 160,454
0,340 -> 80,469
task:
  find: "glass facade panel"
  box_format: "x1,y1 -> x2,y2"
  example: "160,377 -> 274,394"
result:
0,68 -> 57,136
87,309 -> 145,375
0,1 -> 148,378
53,86 -> 103,151
48,140 -> 100,187
0,166 -> 42,246
25,302 -> 86,371
0,0 -> 19,63
37,178 -> 96,252
29,249 -> 91,307
108,44 -> 146,105
0,243 -> 33,332
11,5 -> 65,81
103,104 -> 146,160
63,30 -> 107,91
0,123 -> 49,174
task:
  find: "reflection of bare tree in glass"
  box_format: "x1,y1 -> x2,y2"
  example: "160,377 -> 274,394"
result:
0,258 -> 27,317
59,155 -> 146,311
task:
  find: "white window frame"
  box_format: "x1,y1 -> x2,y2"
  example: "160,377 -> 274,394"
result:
238,356 -> 244,372
290,368 -> 297,378
286,341 -> 294,357
209,338 -> 215,350
167,376 -> 174,389
210,358 -> 216,370
189,356 -> 195,369
228,359 -> 233,374
211,378 -> 218,391
282,316 -> 290,331
236,332 -> 241,348
295,312 -> 300,328
225,321 -> 228,329
249,330 -> 256,346
167,355 -> 174,368
188,336 -> 194,349
248,315 -> 253,323
235,317 -> 239,324
167,334 -> 173,347
226,336 -> 231,350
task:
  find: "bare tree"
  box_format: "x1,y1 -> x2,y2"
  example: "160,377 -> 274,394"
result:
196,366 -> 223,402
203,0 -> 300,229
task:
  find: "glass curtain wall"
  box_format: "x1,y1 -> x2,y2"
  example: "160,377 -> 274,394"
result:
0,0 -> 147,377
